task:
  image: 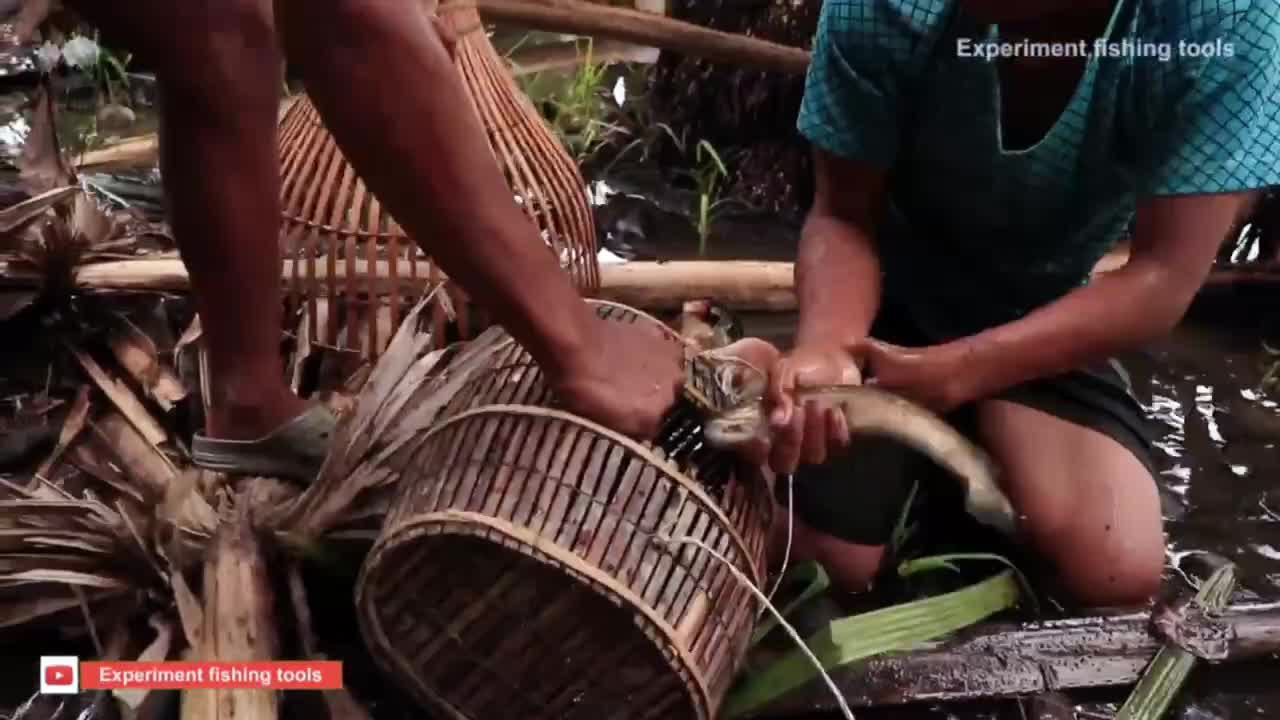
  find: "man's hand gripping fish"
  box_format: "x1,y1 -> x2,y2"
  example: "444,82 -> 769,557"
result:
702,381 -> 1019,537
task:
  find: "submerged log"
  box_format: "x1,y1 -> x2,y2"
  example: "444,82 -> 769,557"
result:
747,603 -> 1280,717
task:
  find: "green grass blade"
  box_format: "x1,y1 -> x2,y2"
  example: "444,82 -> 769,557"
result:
696,139 -> 728,177
724,569 -> 1022,718
1114,563 -> 1236,720
899,552 -> 1040,615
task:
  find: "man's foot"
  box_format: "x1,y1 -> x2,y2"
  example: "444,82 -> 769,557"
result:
192,402 -> 338,484
203,388 -> 310,441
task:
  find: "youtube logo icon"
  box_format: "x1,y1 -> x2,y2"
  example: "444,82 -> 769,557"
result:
39,656 -> 79,694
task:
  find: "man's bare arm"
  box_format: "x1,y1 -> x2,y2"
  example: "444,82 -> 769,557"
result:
941,191 -> 1253,402
794,149 -> 887,348
276,0 -> 595,376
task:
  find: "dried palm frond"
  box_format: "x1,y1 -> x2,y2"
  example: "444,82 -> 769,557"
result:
0,185 -> 80,241
1,184 -> 132,308
0,76 -> 148,316
0,479 -> 165,630
17,81 -> 75,195
269,285 -> 507,539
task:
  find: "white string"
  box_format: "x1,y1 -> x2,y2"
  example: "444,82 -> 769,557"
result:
763,473 -> 794,609
702,353 -> 796,612
658,533 -> 856,720
701,351 -> 767,404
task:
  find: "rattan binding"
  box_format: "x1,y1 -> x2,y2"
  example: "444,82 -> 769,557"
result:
356,300 -> 771,720
277,0 -> 599,360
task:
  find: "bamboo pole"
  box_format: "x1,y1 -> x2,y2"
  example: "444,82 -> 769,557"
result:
73,135 -> 162,175
1,257 -> 1275,312
70,2 -> 808,174
468,0 -> 810,74
0,258 -> 800,310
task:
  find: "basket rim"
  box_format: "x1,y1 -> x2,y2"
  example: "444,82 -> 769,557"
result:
357,509 -> 714,720
405,401 -> 764,589
583,298 -> 683,342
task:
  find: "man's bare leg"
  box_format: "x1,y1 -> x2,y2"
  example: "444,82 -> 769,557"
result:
977,401 -> 1163,607
65,0 -> 683,453
785,401 -> 1163,607
66,0 -> 306,441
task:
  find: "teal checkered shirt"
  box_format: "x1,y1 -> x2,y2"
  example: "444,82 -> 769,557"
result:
797,0 -> 1280,340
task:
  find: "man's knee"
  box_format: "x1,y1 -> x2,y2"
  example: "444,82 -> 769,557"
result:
977,401 -> 1165,607
1055,525 -> 1164,607
1022,465 -> 1164,606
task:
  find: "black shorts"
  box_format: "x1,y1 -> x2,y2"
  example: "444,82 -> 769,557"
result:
784,304 -> 1158,547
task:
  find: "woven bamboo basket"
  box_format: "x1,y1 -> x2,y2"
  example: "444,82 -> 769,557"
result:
277,0 -> 599,360
356,300 -> 772,720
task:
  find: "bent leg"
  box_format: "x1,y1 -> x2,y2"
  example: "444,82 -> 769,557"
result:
772,436 -> 923,593
68,0 -> 305,440
977,400 -> 1164,607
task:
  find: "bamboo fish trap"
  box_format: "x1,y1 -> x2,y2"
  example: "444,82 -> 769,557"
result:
355,299 -> 773,720
276,0 -> 600,360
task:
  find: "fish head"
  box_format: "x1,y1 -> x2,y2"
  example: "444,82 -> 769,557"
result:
703,402 -> 768,447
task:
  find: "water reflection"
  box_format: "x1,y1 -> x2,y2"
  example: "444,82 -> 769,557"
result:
0,110 -> 26,158
1145,380 -> 1187,460
1194,383 -> 1227,446
1253,544 -> 1280,561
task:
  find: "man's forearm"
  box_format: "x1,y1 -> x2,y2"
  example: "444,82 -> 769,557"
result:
794,215 -> 882,348
278,0 -> 593,375
944,261 -> 1194,401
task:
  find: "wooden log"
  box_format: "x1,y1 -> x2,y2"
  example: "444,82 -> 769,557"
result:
74,135 -> 162,174
179,502 -> 280,720
1,256 -> 1275,312
470,0 -> 810,74
597,260 -> 794,310
0,257 -> 799,310
745,603 -> 1280,717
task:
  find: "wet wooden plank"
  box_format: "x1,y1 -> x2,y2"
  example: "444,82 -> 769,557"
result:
745,603 -> 1280,718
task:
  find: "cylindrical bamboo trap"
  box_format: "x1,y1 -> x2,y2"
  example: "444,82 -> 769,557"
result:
277,0 -> 599,360
355,300 -> 772,720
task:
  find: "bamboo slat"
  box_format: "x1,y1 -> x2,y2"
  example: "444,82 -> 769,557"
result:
356,300 -> 771,720
277,0 -> 598,360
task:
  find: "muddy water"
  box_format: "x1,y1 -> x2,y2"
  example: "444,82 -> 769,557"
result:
1064,289 -> 1280,719
1136,290 -> 1280,599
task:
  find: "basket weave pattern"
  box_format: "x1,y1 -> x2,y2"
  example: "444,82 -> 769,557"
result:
356,302 -> 771,720
277,0 -> 599,359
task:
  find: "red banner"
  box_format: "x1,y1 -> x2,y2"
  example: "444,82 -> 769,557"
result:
79,661 -> 343,690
